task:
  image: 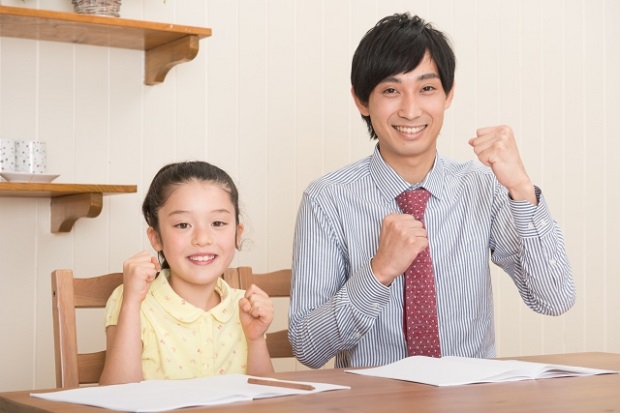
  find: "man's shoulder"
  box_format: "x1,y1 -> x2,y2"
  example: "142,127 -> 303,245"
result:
305,156 -> 372,195
440,155 -> 495,179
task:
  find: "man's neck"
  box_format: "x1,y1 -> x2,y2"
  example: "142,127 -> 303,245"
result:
386,154 -> 436,185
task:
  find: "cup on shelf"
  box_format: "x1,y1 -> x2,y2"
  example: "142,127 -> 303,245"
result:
1,139 -> 16,181
15,140 -> 47,174
1,139 -> 16,172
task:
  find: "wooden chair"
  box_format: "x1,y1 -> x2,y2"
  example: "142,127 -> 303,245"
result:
222,267 -> 294,358
51,266 -> 292,388
51,269 -> 123,388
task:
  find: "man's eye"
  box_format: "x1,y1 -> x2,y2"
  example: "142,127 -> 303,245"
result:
383,88 -> 398,94
421,85 -> 437,92
175,223 -> 190,229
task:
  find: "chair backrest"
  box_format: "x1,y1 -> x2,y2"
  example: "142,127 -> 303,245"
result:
52,266 -> 293,388
222,267 -> 293,358
51,269 -> 123,388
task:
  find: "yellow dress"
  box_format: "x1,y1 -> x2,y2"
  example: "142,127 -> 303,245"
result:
105,269 -> 248,379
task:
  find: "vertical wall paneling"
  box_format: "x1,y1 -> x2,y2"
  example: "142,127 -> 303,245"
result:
237,0 -> 269,269
582,0 -> 607,352
604,0 -> 620,353
294,1 -> 327,196
206,1 -> 240,173
561,0 -> 588,354
265,0 -> 296,270
539,0 -> 568,356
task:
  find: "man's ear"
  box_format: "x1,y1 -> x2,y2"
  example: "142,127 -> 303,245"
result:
445,82 -> 455,110
351,86 -> 370,116
147,227 -> 162,252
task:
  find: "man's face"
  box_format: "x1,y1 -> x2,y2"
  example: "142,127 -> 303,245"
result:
353,52 -> 454,178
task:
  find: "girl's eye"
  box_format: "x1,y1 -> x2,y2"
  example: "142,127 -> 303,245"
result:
175,223 -> 190,229
212,221 -> 227,227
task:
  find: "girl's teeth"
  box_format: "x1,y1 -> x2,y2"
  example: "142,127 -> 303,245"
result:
191,255 -> 214,262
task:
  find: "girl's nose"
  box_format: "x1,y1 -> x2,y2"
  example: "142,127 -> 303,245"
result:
192,227 -> 213,247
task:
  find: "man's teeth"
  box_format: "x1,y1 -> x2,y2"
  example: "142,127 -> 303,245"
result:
396,125 -> 424,134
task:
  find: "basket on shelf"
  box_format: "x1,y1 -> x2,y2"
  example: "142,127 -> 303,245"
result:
72,0 -> 122,17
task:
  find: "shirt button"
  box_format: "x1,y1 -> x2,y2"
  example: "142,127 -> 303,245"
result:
355,333 -> 362,339
549,259 -> 557,265
540,219 -> 548,227
528,223 -> 534,230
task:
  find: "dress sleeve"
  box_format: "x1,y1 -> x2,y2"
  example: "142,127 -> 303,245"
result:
103,284 -> 124,328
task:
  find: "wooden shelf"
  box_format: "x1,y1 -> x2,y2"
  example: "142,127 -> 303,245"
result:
0,5 -> 212,85
0,182 -> 137,233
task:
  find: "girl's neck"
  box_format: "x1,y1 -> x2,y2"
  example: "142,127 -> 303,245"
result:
168,276 -> 221,311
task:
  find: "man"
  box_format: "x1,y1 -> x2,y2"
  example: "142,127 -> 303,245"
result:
288,12 -> 576,369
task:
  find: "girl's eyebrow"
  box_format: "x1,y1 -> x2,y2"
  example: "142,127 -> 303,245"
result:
167,208 -> 233,217
167,210 -> 189,217
211,209 -> 233,215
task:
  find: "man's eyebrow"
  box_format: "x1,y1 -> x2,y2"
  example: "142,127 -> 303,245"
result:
380,72 -> 440,83
418,73 -> 440,81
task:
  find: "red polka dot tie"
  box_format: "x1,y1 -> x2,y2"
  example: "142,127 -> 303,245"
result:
395,188 -> 441,358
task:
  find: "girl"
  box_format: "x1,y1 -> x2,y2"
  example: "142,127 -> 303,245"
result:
99,161 -> 274,384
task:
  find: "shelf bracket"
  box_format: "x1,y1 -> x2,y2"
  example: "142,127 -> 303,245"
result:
51,193 -> 104,233
145,35 -> 200,85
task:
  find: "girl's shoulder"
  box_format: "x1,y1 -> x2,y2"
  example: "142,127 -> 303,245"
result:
216,277 -> 246,302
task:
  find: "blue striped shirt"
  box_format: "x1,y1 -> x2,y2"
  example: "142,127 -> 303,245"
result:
289,145 -> 576,369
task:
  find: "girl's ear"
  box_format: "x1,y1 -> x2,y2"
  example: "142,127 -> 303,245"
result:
235,224 -> 244,250
147,227 -> 163,252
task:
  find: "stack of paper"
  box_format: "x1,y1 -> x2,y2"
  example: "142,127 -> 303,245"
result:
346,356 -> 618,386
31,374 -> 350,412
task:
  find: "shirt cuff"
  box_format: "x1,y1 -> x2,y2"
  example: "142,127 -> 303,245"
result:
510,186 -> 555,237
346,262 -> 391,317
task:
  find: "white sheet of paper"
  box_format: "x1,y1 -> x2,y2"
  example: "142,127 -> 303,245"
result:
31,374 -> 350,412
346,356 -> 617,387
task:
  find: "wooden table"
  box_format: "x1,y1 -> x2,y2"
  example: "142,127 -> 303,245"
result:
1,352 -> 619,413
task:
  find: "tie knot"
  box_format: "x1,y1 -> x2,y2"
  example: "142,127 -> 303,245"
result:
396,188 -> 431,221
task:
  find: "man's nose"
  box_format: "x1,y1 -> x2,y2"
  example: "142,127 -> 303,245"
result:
399,94 -> 422,119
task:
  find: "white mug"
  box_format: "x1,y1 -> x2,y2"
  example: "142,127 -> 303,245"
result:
0,139 -> 16,173
15,140 -> 47,174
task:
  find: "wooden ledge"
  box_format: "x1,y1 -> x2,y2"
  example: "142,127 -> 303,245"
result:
0,182 -> 137,232
0,6 -> 212,85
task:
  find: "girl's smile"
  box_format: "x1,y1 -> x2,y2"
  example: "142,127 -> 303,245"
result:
148,180 -> 243,308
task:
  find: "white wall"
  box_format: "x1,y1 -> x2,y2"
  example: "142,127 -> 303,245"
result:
0,0 -> 618,391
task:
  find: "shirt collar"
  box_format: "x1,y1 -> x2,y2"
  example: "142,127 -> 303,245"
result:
369,144 -> 446,202
150,269 -> 236,323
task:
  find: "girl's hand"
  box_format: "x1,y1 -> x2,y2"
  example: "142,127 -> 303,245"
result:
238,284 -> 274,342
122,251 -> 160,304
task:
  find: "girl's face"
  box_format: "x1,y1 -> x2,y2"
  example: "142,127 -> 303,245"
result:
147,180 -> 242,294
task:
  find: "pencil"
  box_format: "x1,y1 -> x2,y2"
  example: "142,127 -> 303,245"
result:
247,377 -> 316,391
